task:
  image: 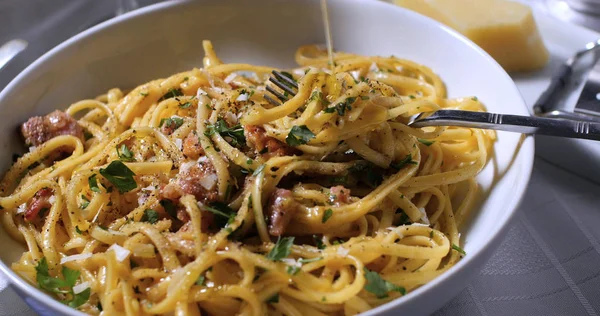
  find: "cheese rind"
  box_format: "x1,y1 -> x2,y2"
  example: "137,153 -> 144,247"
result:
394,0 -> 549,72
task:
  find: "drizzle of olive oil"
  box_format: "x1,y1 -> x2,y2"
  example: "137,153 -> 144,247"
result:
321,0 -> 335,72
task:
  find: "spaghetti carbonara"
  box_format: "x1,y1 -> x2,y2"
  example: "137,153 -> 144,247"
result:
0,41 -> 494,315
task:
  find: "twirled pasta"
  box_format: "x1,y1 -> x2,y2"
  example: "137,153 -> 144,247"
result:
0,40 -> 494,315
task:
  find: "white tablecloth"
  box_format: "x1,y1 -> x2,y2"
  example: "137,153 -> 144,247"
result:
1,0 -> 600,315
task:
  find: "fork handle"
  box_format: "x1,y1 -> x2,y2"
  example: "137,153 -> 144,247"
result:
410,110 -> 600,141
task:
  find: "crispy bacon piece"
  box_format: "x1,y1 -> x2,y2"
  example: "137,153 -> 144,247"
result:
24,188 -> 53,221
20,110 -> 84,147
160,159 -> 219,204
244,125 -> 300,157
330,185 -> 351,205
266,188 -> 298,236
182,132 -> 204,159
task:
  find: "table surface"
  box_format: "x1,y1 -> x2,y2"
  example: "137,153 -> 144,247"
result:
1,1 -> 600,315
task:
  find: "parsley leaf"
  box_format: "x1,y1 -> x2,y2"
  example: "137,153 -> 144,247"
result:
285,125 -> 315,146
390,154 -> 418,170
363,268 -> 406,298
395,209 -> 411,226
141,209 -> 159,224
324,97 -> 356,115
36,258 -> 69,294
267,236 -> 294,261
417,139 -> 435,146
195,275 -> 206,286
452,244 -> 466,255
160,199 -> 177,219
116,144 -> 135,162
68,287 -> 90,308
179,101 -> 192,109
287,266 -> 300,275
35,257 -> 91,307
99,161 -> 137,193
159,117 -> 184,130
298,257 -> 322,264
204,119 -> 246,147
313,235 -> 325,250
88,174 -> 102,193
204,202 -> 236,228
75,226 -> 83,234
322,209 -> 333,223
80,195 -> 90,209
159,88 -> 183,101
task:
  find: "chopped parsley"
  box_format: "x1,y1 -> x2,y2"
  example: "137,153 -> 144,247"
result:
204,202 -> 236,228
452,244 -> 466,255
246,158 -> 253,165
195,275 -> 206,286
179,101 -> 192,109
99,161 -> 137,193
160,199 -> 177,219
159,88 -> 183,101
285,125 -> 315,146
363,268 -> 406,299
324,97 -> 356,116
159,117 -> 184,130
313,235 -> 325,250
80,195 -> 90,209
471,96 -> 478,101
390,154 -> 418,170
396,209 -> 411,226
116,144 -> 135,162
140,92 -> 149,97
75,226 -> 83,234
88,174 -> 102,193
287,266 -> 300,276
322,209 -> 333,223
417,139 -> 435,146
141,209 -> 159,224
298,257 -> 322,264
35,257 -> 90,308
266,236 -> 294,261
204,118 -> 246,147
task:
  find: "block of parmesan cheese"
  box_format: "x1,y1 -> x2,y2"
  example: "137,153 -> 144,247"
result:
394,0 -> 549,72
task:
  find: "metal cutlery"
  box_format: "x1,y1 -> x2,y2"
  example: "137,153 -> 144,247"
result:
266,70 -> 600,141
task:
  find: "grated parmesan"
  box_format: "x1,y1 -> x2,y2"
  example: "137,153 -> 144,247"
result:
418,207 -> 430,225
174,138 -> 183,150
60,253 -> 93,264
337,246 -> 349,257
224,73 -> 237,84
73,282 -> 89,294
108,244 -> 131,262
281,258 -> 301,268
236,93 -> 249,102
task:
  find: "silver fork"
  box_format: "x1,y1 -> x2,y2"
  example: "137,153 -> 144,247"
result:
266,70 -> 600,141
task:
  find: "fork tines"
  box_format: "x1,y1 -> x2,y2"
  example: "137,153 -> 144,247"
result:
265,71 -> 299,106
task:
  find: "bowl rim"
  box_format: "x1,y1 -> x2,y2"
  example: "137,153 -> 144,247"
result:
0,0 -> 535,315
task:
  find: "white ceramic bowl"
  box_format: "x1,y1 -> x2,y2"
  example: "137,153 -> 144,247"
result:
0,0 -> 534,315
